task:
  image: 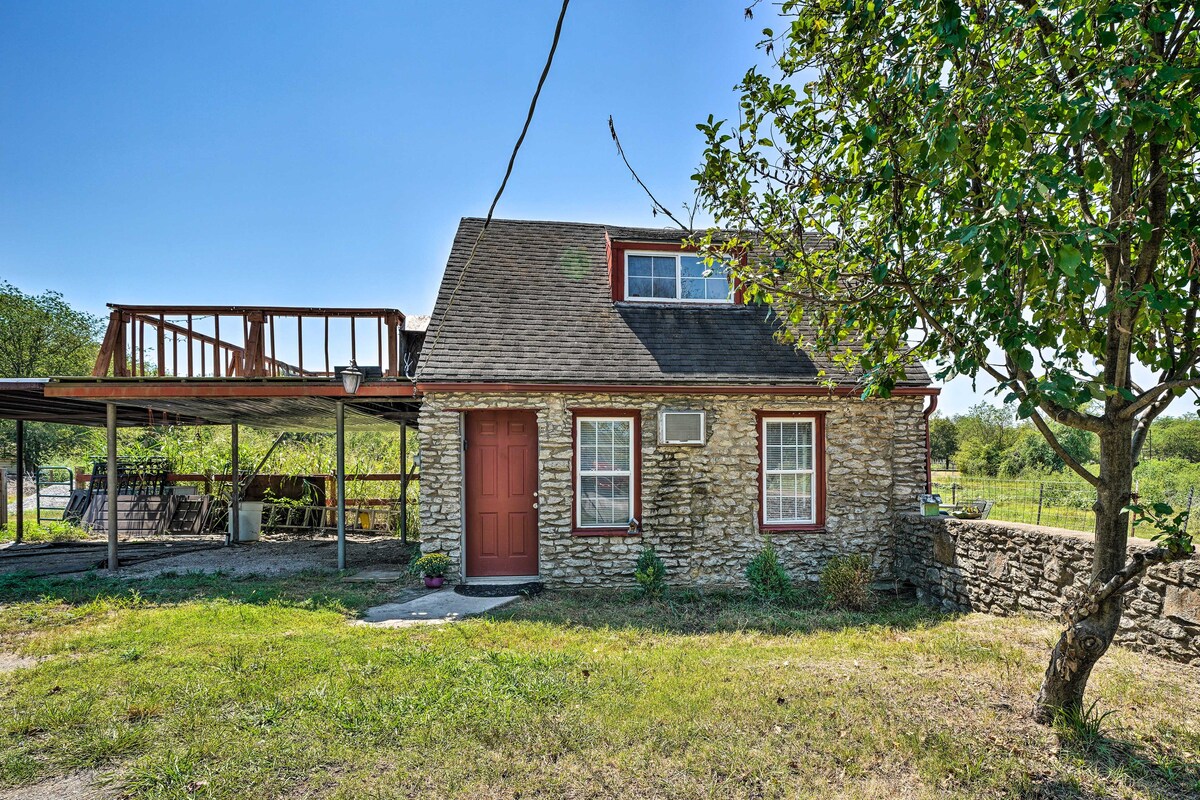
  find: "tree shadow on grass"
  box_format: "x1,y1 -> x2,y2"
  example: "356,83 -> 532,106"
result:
1054,730 -> 1200,800
486,587 -> 958,637
0,569 -> 410,617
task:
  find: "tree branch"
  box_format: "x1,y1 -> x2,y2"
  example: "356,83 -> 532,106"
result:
1120,377 -> 1200,420
1027,407 -> 1099,486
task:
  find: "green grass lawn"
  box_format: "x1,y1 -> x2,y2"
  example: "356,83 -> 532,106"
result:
0,574 -> 1197,799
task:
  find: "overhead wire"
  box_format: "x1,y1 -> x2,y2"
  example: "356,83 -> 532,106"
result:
420,0 -> 571,369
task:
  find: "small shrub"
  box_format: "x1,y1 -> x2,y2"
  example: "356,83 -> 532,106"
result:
634,547 -> 667,598
413,552 -> 451,578
820,554 -> 876,611
745,544 -> 793,603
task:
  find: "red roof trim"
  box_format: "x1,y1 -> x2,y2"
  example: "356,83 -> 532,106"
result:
419,382 -> 939,397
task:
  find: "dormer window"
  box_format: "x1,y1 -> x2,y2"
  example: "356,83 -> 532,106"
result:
625,252 -> 732,303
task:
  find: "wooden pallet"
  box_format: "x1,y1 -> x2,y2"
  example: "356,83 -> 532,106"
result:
83,495 -> 176,538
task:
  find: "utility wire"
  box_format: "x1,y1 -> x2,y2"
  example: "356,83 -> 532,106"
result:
421,0 -> 571,368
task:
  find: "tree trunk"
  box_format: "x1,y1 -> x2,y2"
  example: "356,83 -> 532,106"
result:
1034,423 -> 1133,724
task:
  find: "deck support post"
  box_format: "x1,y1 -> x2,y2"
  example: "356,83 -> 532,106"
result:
399,422 -> 408,545
14,419 -> 24,543
230,422 -> 240,545
105,404 -> 118,570
1,467 -> 8,531
336,400 -> 346,570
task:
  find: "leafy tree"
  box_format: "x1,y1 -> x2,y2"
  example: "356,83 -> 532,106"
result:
0,282 -> 101,377
1154,418 -> 1200,461
0,283 -> 103,499
1001,424 -> 1097,476
929,416 -> 959,468
953,402 -> 1020,475
695,1 -> 1198,722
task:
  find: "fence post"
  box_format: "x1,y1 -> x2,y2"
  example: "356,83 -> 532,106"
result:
951,483 -> 957,505
1036,483 -> 1045,526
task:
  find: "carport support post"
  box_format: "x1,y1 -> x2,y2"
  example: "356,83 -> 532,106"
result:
230,422 -> 240,545
399,422 -> 408,545
336,400 -> 346,570
105,404 -> 118,570
14,419 -> 24,543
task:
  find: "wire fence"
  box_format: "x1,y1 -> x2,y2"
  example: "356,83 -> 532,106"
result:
930,471 -> 1196,539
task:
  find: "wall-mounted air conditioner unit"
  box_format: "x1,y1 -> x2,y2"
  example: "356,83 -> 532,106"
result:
659,410 -> 706,445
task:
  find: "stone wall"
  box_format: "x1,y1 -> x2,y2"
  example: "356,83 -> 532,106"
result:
418,391 -> 929,588
895,513 -> 1200,665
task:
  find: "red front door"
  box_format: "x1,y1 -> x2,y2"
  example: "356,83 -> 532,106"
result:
464,409 -> 539,577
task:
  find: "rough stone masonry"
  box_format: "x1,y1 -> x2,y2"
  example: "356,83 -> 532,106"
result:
895,513 -> 1200,665
419,391 -> 928,587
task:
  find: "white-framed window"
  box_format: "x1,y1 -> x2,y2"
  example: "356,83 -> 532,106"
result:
625,252 -> 733,303
576,415 -> 635,528
761,416 -> 817,525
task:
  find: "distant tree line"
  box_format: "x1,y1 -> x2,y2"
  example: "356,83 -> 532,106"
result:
932,403 -> 1200,477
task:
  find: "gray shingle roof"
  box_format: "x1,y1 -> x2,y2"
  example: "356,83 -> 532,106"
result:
417,218 -> 931,387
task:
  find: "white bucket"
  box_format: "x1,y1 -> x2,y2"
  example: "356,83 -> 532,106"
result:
229,501 -> 264,542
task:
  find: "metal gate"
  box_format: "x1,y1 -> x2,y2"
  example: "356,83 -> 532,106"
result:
36,466 -> 75,525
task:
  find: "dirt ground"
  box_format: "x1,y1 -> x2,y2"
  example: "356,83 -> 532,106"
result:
1,534 -> 416,579
0,771 -> 112,800
110,534 -> 415,578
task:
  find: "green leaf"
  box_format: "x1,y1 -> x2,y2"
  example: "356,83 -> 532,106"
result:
934,125 -> 959,156
1015,350 -> 1034,373
1055,245 -> 1082,277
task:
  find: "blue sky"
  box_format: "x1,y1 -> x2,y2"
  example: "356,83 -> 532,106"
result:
1,0 -> 992,412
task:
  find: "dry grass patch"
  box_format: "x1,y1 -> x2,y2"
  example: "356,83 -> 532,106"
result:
0,579 -> 1195,799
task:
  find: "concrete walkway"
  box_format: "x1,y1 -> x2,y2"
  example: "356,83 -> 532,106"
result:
357,588 -> 520,627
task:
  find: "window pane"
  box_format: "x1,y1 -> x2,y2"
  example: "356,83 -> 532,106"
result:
628,277 -> 652,297
651,256 -> 677,278
766,423 -> 782,447
681,277 -> 706,299
781,423 -> 797,446
652,277 -> 677,298
579,419 -> 632,472
705,276 -> 731,300
680,256 -> 708,278
580,476 -> 631,526
627,256 -> 653,277
780,445 -> 798,471
611,421 -> 631,470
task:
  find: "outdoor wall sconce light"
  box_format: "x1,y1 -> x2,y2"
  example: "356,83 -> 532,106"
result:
340,359 -> 364,395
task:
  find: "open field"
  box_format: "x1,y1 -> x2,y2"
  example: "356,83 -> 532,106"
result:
931,470 -> 1198,540
0,574 -> 1197,799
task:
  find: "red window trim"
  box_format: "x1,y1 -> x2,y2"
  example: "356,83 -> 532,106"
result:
606,237 -> 745,304
755,410 -> 827,532
569,408 -> 642,536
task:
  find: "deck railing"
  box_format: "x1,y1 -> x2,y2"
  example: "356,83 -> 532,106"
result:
93,305 -> 408,379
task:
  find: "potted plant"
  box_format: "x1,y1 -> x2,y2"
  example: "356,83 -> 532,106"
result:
413,552 -> 452,589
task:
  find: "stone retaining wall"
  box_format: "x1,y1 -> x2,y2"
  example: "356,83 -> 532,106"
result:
419,391 -> 928,588
894,513 -> 1200,665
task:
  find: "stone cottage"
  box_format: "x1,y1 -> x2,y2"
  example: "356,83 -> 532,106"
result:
416,218 -> 938,587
